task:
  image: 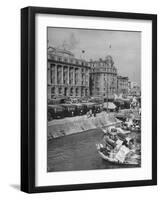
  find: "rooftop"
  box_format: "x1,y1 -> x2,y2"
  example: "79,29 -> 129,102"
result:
48,46 -> 74,57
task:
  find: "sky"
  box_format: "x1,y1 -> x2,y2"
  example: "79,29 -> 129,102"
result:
48,27 -> 141,85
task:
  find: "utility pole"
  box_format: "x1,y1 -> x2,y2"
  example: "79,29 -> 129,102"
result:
106,79 -> 108,112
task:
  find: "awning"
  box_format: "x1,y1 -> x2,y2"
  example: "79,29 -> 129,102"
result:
103,102 -> 116,109
108,102 -> 116,109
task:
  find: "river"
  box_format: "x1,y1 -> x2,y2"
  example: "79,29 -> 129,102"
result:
47,128 -> 141,172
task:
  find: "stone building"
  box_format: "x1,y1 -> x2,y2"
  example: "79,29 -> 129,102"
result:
47,47 -> 90,99
89,56 -> 118,100
130,85 -> 141,96
117,76 -> 129,94
130,81 -> 138,89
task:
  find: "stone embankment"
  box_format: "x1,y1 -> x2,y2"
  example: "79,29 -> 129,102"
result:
48,112 -> 121,140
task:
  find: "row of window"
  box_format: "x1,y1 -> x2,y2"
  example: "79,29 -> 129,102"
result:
118,83 -> 128,87
49,54 -> 90,67
91,68 -> 117,74
50,65 -> 88,80
51,87 -> 88,96
49,71 -> 88,85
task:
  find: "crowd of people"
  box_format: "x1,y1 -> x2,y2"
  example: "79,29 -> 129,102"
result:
86,109 -> 97,118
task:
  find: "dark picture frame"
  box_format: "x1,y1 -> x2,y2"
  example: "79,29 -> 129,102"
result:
21,6 -> 157,193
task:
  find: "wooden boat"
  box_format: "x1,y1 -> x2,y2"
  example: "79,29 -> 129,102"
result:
96,144 -> 140,165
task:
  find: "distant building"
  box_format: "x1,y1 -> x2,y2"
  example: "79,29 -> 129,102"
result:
48,48 -> 131,101
130,85 -> 141,96
130,82 -> 138,89
89,56 -> 117,100
128,81 -> 131,91
128,81 -> 141,96
117,76 -> 129,94
47,47 -> 90,99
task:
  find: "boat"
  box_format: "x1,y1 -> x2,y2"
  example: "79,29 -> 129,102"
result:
116,127 -> 130,135
120,120 -> 141,132
96,143 -> 140,165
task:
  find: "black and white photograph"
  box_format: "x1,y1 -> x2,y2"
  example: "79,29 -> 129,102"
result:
47,27 -> 141,173
20,6 -> 157,193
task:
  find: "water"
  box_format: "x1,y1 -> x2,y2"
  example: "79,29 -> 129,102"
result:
47,129 -> 141,172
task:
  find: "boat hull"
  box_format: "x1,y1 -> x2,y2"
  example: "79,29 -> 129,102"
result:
96,144 -> 139,165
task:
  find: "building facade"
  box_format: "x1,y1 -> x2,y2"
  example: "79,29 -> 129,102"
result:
130,81 -> 138,89
130,85 -> 141,96
47,47 -> 90,99
117,76 -> 129,94
89,56 -> 118,99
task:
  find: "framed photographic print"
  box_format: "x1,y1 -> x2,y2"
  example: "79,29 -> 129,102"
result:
21,6 -> 157,193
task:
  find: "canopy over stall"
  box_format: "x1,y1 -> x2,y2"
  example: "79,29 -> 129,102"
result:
103,102 -> 116,110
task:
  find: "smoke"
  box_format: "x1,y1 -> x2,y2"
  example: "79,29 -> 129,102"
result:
61,33 -> 79,50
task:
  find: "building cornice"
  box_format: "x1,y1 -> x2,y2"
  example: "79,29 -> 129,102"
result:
48,59 -> 91,69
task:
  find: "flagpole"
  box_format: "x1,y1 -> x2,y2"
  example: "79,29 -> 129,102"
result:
107,44 -> 112,105
80,50 -> 85,60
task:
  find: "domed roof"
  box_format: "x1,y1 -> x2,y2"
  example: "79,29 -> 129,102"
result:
105,55 -> 114,66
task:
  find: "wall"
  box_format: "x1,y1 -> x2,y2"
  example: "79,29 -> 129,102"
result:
0,0 -> 160,200
47,112 -> 119,139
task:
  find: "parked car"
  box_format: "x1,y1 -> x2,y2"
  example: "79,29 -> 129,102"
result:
61,104 -> 77,117
72,103 -> 87,115
48,105 -> 65,120
94,103 -> 103,113
82,102 -> 95,113
114,99 -> 124,110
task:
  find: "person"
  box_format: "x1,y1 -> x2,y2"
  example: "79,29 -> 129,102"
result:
71,111 -> 74,117
86,111 -> 90,118
86,109 -> 92,118
110,128 -> 118,141
102,127 -> 118,149
103,134 -> 116,150
139,108 -> 141,116
122,139 -> 129,148
93,108 -> 96,117
80,109 -> 83,115
89,109 -> 93,117
116,106 -> 119,112
128,138 -> 135,150
121,121 -> 128,130
125,118 -> 133,130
